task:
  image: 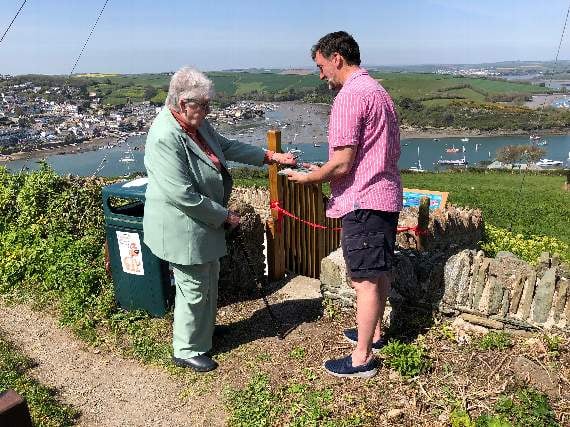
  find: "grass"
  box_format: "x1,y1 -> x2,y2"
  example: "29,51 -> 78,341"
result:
0,334 -> 78,427
401,171 -> 570,245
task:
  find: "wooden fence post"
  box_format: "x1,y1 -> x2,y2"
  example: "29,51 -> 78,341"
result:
417,196 -> 430,251
266,130 -> 286,281
566,169 -> 570,191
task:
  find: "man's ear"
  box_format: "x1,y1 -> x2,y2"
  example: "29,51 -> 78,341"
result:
334,52 -> 343,68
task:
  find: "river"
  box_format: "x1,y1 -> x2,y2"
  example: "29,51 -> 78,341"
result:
4,101 -> 570,176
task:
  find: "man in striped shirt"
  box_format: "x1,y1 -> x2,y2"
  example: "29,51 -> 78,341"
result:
287,31 -> 402,378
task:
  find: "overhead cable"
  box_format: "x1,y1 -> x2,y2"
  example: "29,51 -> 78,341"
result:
0,0 -> 28,46
69,0 -> 110,76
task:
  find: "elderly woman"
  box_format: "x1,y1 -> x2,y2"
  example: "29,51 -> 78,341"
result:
143,66 -> 295,372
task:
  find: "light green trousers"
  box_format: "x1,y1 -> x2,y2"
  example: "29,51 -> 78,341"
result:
171,260 -> 220,359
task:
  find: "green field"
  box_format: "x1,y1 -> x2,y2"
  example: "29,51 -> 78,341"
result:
77,71 -> 546,107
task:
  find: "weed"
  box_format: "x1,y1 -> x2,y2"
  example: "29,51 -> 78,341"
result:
289,346 -> 307,360
450,408 -> 474,427
322,297 -> 340,319
380,339 -> 431,378
477,331 -> 513,351
494,388 -> 559,426
543,334 -> 562,358
438,322 -> 457,342
225,373 -> 281,427
303,367 -> 317,381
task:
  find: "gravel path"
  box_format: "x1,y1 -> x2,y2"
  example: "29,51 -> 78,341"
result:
0,303 -> 221,427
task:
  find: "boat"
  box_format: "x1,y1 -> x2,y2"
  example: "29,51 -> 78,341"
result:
313,142 -> 321,147
446,145 -> 460,153
462,145 -> 466,153
119,153 -> 135,163
534,140 -> 548,146
438,156 -> 468,166
433,138 -> 440,142
408,146 -> 425,172
461,137 -> 470,142
536,158 -> 563,168
529,134 -> 541,141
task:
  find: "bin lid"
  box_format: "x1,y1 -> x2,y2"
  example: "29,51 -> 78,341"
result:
102,177 -> 148,200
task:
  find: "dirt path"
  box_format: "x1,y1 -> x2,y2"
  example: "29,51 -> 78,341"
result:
0,302 -> 222,427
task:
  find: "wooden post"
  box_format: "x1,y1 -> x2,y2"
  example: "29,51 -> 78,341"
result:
267,130 -> 285,281
417,196 -> 430,251
566,169 -> 570,191
0,390 -> 33,427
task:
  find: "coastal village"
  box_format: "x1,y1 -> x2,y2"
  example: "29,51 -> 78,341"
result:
0,74 -> 271,161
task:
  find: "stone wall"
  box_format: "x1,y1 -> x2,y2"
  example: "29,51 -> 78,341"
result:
218,197 -> 266,303
321,246 -> 570,332
397,205 -> 483,252
229,186 -> 271,222
322,204 -> 568,332
442,250 -> 569,331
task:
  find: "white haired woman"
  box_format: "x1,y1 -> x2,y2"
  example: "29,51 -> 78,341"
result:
143,66 -> 295,372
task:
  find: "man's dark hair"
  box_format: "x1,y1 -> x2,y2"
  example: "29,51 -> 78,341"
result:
311,31 -> 361,66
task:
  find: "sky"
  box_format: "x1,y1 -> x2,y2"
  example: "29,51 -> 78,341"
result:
1,0 -> 570,75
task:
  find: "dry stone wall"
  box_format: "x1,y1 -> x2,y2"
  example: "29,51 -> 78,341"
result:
443,250 -> 570,331
321,205 -> 570,332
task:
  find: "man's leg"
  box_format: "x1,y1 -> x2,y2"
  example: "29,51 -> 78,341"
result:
351,272 -> 390,366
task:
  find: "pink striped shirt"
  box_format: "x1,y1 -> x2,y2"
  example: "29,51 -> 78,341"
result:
326,69 -> 403,218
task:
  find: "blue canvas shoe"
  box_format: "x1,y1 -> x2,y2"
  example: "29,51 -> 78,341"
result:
323,354 -> 378,378
343,328 -> 388,354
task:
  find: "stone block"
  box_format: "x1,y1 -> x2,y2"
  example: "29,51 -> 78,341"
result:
532,267 -> 557,324
511,356 -> 559,398
509,274 -> 525,315
553,278 -> 568,325
516,271 -> 537,320
467,253 -> 482,308
487,276 -> 505,315
472,258 -> 490,308
460,313 -> 504,330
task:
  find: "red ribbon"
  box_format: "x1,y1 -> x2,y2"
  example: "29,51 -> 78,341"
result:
270,200 -> 429,236
270,200 -> 341,231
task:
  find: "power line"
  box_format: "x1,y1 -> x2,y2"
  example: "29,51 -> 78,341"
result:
534,0 -> 570,130
0,0 -> 28,46
69,0 -> 110,76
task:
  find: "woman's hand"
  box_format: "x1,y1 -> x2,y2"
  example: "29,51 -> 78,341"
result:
270,152 -> 297,166
224,210 -> 241,230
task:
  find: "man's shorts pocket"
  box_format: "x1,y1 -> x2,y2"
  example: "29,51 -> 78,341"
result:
343,231 -> 386,271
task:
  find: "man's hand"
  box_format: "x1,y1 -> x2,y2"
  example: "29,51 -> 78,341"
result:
271,152 -> 297,166
286,170 -> 309,184
286,163 -> 320,184
224,210 -> 241,230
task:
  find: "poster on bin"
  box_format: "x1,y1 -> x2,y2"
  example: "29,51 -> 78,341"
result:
116,231 -> 144,275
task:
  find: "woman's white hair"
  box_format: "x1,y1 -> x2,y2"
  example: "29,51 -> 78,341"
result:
165,66 -> 214,111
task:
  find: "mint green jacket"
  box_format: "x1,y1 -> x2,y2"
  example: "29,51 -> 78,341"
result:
143,108 -> 265,265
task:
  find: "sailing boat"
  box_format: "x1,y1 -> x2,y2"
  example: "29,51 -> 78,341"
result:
408,146 -> 426,172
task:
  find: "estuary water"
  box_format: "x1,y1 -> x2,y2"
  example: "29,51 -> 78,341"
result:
4,101 -> 570,176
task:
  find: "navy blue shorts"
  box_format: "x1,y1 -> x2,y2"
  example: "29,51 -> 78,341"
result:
341,209 -> 399,279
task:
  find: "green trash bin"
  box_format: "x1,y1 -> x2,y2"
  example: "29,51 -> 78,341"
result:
102,178 -> 174,316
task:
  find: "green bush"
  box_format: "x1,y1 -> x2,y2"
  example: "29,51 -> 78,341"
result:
481,224 -> 569,265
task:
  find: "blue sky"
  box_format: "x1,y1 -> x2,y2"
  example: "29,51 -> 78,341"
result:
1,0 -> 570,74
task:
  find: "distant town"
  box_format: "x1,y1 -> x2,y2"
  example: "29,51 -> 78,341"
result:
0,74 -> 273,161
